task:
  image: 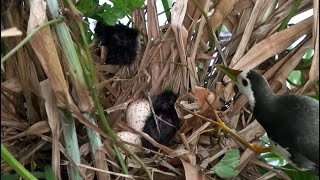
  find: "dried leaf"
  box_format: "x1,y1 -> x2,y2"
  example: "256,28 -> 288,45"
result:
40,80 -> 60,179
181,159 -> 206,180
1,27 -> 22,37
232,17 -> 313,70
193,86 -> 215,112
27,0 -> 74,108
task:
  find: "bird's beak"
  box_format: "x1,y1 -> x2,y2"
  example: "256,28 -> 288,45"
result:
215,64 -> 242,82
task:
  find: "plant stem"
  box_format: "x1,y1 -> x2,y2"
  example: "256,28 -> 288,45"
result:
60,111 -> 82,180
76,13 -> 154,180
1,144 -> 38,180
278,0 -> 302,31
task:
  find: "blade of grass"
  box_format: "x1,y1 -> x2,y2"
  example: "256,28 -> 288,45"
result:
1,144 -> 38,180
278,0 -> 302,31
161,0 -> 172,22
65,0 -> 152,178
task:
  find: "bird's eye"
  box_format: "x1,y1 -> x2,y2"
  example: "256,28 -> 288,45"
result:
242,79 -> 248,86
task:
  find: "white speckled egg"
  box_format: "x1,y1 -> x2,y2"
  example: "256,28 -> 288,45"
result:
117,131 -> 141,152
126,99 -> 151,131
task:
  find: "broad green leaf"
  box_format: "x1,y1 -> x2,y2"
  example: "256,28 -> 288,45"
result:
97,7 -> 126,26
281,164 -> 319,180
44,166 -> 55,180
260,152 -> 288,167
161,0 -> 172,21
127,0 -> 145,9
79,0 -> 145,26
287,70 -> 303,86
76,0 -> 100,17
302,49 -> 314,60
212,149 -> 240,178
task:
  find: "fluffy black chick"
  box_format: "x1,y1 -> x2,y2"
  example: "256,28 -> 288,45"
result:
94,21 -> 139,65
141,90 -> 179,151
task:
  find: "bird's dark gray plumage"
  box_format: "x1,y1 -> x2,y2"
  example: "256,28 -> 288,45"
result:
247,70 -> 319,174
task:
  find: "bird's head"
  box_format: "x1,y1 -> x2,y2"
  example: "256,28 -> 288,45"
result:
215,64 -> 272,109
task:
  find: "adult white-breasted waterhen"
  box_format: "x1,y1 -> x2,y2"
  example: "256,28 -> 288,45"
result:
215,64 -> 319,174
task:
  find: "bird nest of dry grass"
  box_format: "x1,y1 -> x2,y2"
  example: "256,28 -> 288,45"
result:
1,0 -> 318,179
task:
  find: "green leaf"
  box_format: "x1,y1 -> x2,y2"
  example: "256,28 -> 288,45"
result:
281,164 -> 319,180
212,149 -> 240,178
287,70 -> 303,86
81,0 -> 145,26
44,166 -> 55,180
302,49 -> 314,60
161,0 -> 172,21
260,152 -> 288,167
127,0 -> 145,9
97,7 -> 127,26
76,0 -> 100,17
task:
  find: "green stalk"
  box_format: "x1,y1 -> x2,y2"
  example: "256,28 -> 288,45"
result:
60,0 -> 152,178
278,0 -> 302,31
44,1 -> 87,179
190,0 -> 215,49
1,144 -> 38,180
60,111 -> 82,180
84,113 -> 103,154
74,19 -> 129,175
75,11 -> 153,180
1,19 -> 62,64
46,1 -> 113,179
161,0 -> 172,22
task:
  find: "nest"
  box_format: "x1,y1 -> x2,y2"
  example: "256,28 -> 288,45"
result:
1,0 -> 318,179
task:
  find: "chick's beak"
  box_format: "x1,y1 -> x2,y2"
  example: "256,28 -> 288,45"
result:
215,64 -> 242,82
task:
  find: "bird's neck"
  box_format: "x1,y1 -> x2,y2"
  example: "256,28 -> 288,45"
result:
251,87 -> 274,110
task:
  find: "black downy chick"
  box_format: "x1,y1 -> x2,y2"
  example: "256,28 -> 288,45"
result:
94,21 -> 140,65
141,90 -> 179,151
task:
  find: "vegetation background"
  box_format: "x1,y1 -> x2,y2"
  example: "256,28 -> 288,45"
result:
1,0 -> 319,179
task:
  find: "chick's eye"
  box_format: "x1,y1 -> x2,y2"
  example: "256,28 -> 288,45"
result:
242,79 -> 248,86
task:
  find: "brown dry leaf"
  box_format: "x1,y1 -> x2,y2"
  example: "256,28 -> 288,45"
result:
146,0 -> 161,89
300,1 -> 319,94
193,86 -> 215,112
237,148 -> 256,172
209,0 -> 237,32
231,0 -> 254,15
223,82 -> 236,102
230,0 -> 268,66
181,159 -> 206,180
27,0 -> 74,108
232,16 -> 313,70
2,121 -> 50,142
171,0 -> 189,91
40,80 -> 61,180
270,38 -> 313,92
1,78 -> 22,93
1,27 -> 22,37
93,149 -> 111,180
